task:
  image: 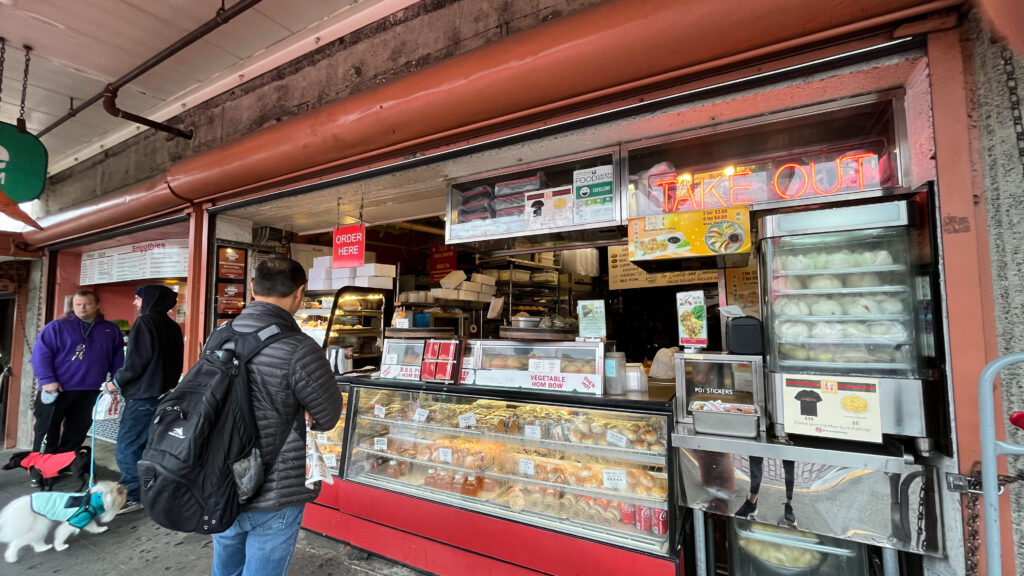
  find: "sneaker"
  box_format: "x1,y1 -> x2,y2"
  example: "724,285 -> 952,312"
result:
735,498 -> 757,518
783,503 -> 797,527
119,501 -> 144,515
29,478 -> 39,488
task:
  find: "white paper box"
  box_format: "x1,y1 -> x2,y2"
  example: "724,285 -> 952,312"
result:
471,273 -> 496,286
330,277 -> 352,289
355,276 -> 393,289
476,292 -> 493,302
357,263 -> 396,278
440,270 -> 467,289
480,284 -> 497,295
431,288 -> 460,300
309,268 -> 328,281
458,289 -> 480,301
332,267 -> 356,279
307,278 -> 329,291
458,281 -> 482,292
312,256 -> 332,269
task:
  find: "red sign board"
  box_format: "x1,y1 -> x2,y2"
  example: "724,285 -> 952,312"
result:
217,247 -> 246,279
643,142 -> 894,214
429,244 -> 457,282
332,224 -> 366,269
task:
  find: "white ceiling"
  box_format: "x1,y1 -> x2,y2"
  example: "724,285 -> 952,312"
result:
0,0 -> 418,176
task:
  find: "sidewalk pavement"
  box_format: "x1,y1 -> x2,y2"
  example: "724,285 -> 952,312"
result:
0,443 -> 423,576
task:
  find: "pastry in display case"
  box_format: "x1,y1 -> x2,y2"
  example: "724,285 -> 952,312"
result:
322,288 -> 389,369
312,390 -> 349,475
461,340 -> 605,395
295,294 -> 335,346
763,225 -> 918,378
343,386 -> 673,555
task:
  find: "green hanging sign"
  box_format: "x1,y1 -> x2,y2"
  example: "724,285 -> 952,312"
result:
0,121 -> 47,203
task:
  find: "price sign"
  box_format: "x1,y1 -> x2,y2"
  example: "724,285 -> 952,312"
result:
373,437 -> 388,451
438,448 -> 453,464
374,405 -> 386,419
528,358 -> 561,373
316,433 -> 329,444
603,469 -> 627,490
606,430 -> 629,448
524,425 -> 542,440
394,318 -> 410,329
413,408 -> 429,422
458,412 -> 477,428
519,458 -> 535,476
323,454 -> 338,468
385,354 -> 399,364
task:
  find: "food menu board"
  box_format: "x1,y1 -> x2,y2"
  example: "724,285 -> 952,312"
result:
782,374 -> 882,443
80,240 -> 188,284
525,186 -> 574,231
628,207 -> 751,262
214,246 -> 248,323
725,261 -> 761,318
607,246 -> 718,290
217,247 -> 246,279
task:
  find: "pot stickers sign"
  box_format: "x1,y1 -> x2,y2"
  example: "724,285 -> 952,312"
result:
0,122 -> 47,229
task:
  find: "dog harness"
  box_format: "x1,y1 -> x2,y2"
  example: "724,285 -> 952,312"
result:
29,492 -> 106,529
18,452 -> 77,479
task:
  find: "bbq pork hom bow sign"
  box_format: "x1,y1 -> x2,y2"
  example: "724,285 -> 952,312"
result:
333,224 -> 366,268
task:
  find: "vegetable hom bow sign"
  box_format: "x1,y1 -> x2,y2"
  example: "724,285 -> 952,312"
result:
333,224 -> 366,268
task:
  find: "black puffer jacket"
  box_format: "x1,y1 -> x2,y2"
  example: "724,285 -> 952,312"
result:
230,301 -> 342,511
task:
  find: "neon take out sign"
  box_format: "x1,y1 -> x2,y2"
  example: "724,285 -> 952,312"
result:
647,145 -> 891,213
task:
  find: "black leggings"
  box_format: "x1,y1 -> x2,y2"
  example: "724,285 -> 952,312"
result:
32,389 -> 101,453
748,456 -> 795,501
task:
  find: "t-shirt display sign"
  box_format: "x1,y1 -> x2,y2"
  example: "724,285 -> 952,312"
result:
525,186 -> 573,231
80,240 -> 189,285
333,224 -> 366,269
783,374 -> 882,443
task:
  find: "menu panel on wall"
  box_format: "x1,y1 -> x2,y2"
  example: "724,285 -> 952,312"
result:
607,246 -> 718,290
80,240 -> 189,285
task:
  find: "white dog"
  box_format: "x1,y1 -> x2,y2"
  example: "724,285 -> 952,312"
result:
0,480 -> 127,562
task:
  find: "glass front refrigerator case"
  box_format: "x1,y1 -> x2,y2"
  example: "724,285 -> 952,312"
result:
341,384 -> 677,557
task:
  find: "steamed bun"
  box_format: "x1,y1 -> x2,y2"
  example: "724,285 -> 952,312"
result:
806,275 -> 843,290
875,296 -> 904,315
827,251 -> 856,269
811,322 -> 844,339
775,297 -> 810,317
810,297 -> 843,316
846,273 -> 882,288
842,297 -> 878,316
772,276 -> 803,291
777,321 -> 810,339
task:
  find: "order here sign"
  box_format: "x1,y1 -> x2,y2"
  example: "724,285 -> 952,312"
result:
333,224 -> 366,268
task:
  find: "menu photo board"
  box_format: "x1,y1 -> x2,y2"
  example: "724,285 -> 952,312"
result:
608,246 -> 718,290
217,247 -> 246,279
724,260 -> 761,319
782,374 -> 882,443
628,207 -> 751,262
80,239 -> 189,285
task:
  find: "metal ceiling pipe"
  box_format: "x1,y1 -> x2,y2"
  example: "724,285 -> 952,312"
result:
24,0 -> 960,246
37,0 -> 265,138
103,85 -> 194,140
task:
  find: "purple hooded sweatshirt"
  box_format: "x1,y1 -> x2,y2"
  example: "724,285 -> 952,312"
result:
31,313 -> 124,391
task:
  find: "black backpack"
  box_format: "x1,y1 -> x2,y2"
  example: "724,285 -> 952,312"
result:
137,321 -> 297,534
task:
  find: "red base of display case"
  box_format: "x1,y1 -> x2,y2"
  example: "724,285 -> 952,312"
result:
304,480 -> 680,576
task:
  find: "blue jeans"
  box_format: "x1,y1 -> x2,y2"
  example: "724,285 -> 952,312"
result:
211,504 -> 305,576
115,397 -> 159,502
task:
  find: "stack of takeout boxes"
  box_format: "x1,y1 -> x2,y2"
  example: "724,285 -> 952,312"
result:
431,270 -> 498,303
307,255 -> 395,291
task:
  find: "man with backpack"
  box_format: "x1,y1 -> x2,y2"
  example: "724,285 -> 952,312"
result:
106,285 -> 184,514
209,257 -> 341,576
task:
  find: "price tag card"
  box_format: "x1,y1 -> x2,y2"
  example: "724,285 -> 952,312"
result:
438,447 -> 453,464
316,433 -> 329,444
519,458 -> 535,476
373,437 -> 388,451
395,318 -> 410,329
374,404 -> 386,419
458,412 -> 477,428
602,468 -> 627,490
528,358 -> 561,373
323,454 -> 338,468
385,354 -> 399,365
524,425 -> 542,440
413,408 -> 429,422
606,430 -> 629,448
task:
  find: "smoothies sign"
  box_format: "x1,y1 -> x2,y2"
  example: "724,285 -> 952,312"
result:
647,144 -> 891,214
332,224 -> 365,268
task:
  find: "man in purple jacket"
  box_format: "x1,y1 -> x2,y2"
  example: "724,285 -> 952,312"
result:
31,290 -> 124,453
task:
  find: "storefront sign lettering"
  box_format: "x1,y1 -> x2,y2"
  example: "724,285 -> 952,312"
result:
429,244 -> 458,282
332,224 -> 365,268
651,146 -> 887,214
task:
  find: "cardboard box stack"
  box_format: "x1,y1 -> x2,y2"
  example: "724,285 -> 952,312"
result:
307,257 -> 395,291
431,270 -> 498,303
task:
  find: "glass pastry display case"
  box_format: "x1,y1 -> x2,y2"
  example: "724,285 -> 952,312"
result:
342,384 -> 675,556
296,293 -> 335,346
322,287 -> 389,369
461,339 -> 605,395
315,386 -> 349,475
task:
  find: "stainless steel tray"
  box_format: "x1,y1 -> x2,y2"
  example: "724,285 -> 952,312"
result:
690,403 -> 760,438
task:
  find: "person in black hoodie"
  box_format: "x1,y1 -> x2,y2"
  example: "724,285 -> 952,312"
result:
106,285 -> 183,513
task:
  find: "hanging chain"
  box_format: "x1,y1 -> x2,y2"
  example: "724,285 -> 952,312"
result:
1002,46 -> 1024,171
916,473 -> 929,552
19,45 -> 31,125
336,198 -> 342,229
0,37 -> 6,106
359,194 -> 364,224
964,462 -> 982,576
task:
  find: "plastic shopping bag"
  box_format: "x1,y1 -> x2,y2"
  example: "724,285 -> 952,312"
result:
93,389 -> 122,421
305,425 -> 334,489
